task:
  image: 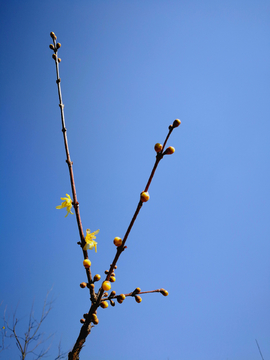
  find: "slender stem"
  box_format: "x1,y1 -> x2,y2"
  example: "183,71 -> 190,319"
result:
51,37 -> 94,296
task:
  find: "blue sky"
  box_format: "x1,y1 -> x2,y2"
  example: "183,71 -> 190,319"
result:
0,1 -> 270,359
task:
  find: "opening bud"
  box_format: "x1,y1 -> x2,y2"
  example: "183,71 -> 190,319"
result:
83,259 -> 91,268
140,191 -> 150,202
113,237 -> 122,247
102,281 -> 111,291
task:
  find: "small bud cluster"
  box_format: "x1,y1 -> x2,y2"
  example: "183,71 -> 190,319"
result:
49,32 -> 62,62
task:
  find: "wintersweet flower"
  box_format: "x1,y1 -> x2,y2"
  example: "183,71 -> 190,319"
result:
56,194 -> 74,217
83,228 -> 99,252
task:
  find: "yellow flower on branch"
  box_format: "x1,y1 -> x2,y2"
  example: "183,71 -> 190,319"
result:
56,194 -> 74,217
83,228 -> 99,252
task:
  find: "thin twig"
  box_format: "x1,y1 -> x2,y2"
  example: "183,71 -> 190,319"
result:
50,33 -> 96,303
255,339 -> 265,360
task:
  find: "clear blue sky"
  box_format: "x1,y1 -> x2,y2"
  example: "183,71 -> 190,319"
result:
1,1 -> 270,359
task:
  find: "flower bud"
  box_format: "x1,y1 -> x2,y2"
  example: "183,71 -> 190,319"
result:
90,283 -> 95,289
111,272 -> 116,277
49,44 -> 55,50
135,295 -> 142,303
105,270 -> 109,274
154,143 -> 163,153
102,281 -> 111,291
83,259 -> 91,268
50,31 -> 57,40
160,288 -> 169,296
80,318 -> 85,324
164,146 -> 175,155
58,58 -> 61,63
103,292 -> 108,297
110,291 -> 116,297
173,119 -> 181,128
100,301 -> 109,309
94,274 -> 101,282
110,300 -> 115,306
135,287 -> 141,293
52,54 -> 57,60
110,276 -> 116,282
119,294 -> 126,300
113,237 -> 122,247
140,191 -> 150,202
92,315 -> 99,325
56,42 -> 61,49
80,282 -> 87,288
117,297 -> 124,304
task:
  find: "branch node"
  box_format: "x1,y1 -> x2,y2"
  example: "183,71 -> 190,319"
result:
56,78 -> 61,84
66,159 -> 73,166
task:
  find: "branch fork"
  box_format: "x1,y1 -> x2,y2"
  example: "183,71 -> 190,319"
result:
50,31 -> 180,360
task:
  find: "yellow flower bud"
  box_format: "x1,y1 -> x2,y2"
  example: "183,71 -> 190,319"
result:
140,191 -> 150,202
94,274 -> 101,282
113,237 -> 122,247
80,318 -> 85,324
117,297 -> 124,304
83,259 -> 91,268
58,58 -> 61,63
164,146 -> 175,155
52,54 -> 57,60
56,42 -> 61,49
119,294 -> 126,300
173,119 -> 181,128
92,314 -> 99,325
135,295 -> 142,303
160,288 -> 169,296
50,31 -> 57,40
80,282 -> 87,288
100,301 -> 109,309
110,276 -> 116,282
49,44 -> 55,50
154,143 -> 163,152
102,281 -> 111,291
110,290 -> 116,297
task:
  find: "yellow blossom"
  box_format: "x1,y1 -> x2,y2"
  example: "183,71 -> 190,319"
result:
83,228 -> 99,252
56,194 -> 74,217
